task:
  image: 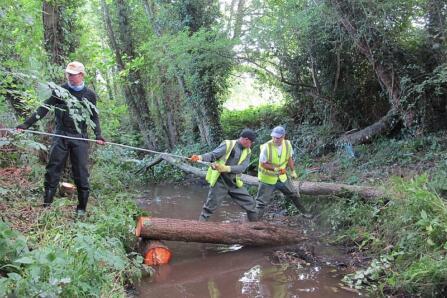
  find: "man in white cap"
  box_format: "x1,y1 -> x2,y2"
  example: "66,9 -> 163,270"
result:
16,61 -> 105,216
255,126 -> 312,219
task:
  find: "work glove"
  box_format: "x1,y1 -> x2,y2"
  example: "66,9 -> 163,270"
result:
290,169 -> 298,179
212,163 -> 231,173
274,167 -> 286,175
96,136 -> 106,145
190,154 -> 202,162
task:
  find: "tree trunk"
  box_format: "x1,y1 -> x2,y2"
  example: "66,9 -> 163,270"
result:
232,0 -> 246,40
331,0 -> 403,143
338,109 -> 399,145
42,2 -> 65,67
148,154 -> 384,200
101,0 -> 157,149
135,217 -> 306,246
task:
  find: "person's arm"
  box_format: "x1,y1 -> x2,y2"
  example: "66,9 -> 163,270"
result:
17,95 -> 58,129
259,146 -> 276,170
201,142 -> 226,163
288,146 -> 298,178
287,157 -> 295,171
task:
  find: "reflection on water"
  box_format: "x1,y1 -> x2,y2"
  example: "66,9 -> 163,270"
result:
136,184 -> 361,298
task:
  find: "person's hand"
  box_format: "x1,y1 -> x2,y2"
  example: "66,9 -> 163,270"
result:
96,136 -> 106,145
290,169 -> 298,179
274,167 -> 286,175
15,124 -> 27,132
190,155 -> 202,162
212,163 -> 231,173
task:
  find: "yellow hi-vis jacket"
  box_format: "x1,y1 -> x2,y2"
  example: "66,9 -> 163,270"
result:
205,140 -> 250,188
258,139 -> 292,185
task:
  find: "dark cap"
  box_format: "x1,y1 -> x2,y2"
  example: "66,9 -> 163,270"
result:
240,128 -> 256,142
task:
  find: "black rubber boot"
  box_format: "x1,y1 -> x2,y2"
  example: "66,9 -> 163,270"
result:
43,188 -> 56,207
247,211 -> 258,222
76,189 -> 89,213
198,214 -> 209,222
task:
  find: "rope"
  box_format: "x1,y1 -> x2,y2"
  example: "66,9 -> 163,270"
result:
0,128 -> 209,165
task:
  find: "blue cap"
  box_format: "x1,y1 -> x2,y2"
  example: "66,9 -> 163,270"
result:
271,126 -> 285,138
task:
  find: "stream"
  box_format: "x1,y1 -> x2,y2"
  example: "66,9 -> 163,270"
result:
135,183 -> 361,298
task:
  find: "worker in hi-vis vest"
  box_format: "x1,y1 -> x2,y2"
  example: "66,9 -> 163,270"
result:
190,128 -> 258,222
256,126 -> 312,219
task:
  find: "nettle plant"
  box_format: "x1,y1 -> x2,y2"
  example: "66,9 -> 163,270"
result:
47,82 -> 98,134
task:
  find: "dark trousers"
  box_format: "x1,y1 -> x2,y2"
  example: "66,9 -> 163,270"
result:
44,133 -> 90,210
199,179 -> 258,221
45,134 -> 90,190
255,179 -> 306,218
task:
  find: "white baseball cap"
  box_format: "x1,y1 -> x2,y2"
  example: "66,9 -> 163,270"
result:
65,61 -> 85,75
271,126 -> 285,138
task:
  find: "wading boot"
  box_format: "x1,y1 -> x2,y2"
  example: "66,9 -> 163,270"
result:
76,189 -> 89,215
291,198 -> 313,219
247,211 -> 259,222
43,188 -> 56,207
198,214 -> 209,222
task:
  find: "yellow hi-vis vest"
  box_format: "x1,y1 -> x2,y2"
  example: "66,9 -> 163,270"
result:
205,140 -> 250,188
258,139 -> 292,185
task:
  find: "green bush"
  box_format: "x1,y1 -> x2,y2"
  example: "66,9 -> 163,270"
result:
320,175 -> 447,295
0,195 -> 144,297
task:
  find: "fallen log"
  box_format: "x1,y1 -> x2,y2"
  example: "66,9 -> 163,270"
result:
155,154 -> 384,200
138,239 -> 172,266
135,217 -> 306,246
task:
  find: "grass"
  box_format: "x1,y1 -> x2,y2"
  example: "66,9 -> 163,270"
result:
0,143 -> 150,297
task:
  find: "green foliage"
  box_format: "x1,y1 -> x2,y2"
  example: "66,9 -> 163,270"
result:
90,146 -> 146,193
343,255 -> 393,290
320,174 -> 447,295
0,0 -> 45,69
146,142 -> 207,183
221,104 -> 286,138
0,221 -> 29,268
0,170 -> 146,297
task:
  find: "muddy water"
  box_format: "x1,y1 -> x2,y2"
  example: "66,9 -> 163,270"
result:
136,184 -> 360,298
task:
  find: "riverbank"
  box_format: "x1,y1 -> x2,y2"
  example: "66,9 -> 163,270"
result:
0,145 -> 149,296
2,126 -> 447,296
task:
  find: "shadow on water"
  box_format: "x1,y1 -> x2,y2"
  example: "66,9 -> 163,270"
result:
136,184 -> 361,298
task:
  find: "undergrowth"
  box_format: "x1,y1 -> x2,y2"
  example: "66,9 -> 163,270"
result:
319,175 -> 447,296
0,143 -> 149,297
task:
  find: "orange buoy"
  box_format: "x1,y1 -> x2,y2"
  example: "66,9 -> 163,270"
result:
142,240 -> 172,266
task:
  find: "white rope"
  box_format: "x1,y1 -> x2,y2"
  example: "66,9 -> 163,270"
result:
0,128 -> 209,165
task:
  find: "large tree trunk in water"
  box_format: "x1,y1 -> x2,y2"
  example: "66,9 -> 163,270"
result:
148,154 -> 384,200
331,0 -> 402,144
135,217 -> 306,246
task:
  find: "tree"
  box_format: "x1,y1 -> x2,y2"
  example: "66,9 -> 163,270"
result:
100,0 -> 158,149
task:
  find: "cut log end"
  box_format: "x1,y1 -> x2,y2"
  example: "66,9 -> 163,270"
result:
135,216 -> 150,237
59,182 -> 76,197
141,240 -> 172,266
